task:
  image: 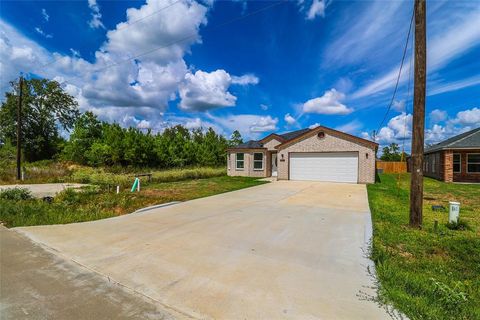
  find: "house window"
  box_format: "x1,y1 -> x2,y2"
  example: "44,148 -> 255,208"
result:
453,154 -> 461,173
253,152 -> 264,170
236,153 -> 244,170
467,154 -> 480,173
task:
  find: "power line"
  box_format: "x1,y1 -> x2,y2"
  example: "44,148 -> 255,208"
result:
32,0 -> 287,84
375,5 -> 415,138
33,0 -> 183,72
91,0 -> 287,74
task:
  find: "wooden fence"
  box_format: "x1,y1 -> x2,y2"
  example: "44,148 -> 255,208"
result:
376,161 -> 407,173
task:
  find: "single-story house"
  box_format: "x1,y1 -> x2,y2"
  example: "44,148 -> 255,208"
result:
423,127 -> 480,183
227,126 -> 378,183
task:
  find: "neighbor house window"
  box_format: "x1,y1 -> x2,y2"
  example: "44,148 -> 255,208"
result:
236,153 -> 244,170
253,153 -> 264,170
227,154 -> 231,170
432,155 -> 436,173
453,154 -> 461,173
467,154 -> 480,173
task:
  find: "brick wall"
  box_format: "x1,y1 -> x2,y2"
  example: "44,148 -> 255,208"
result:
443,150 -> 453,182
276,132 -> 376,183
262,138 -> 282,151
424,152 -> 443,180
424,149 -> 480,183
453,150 -> 480,183
227,150 -> 267,178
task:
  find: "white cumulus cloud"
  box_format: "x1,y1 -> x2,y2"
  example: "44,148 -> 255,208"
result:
429,109 -> 448,122
207,113 -> 278,139
178,69 -> 237,112
88,0 -> 105,29
302,89 -> 353,115
231,74 -> 259,85
284,113 -> 297,125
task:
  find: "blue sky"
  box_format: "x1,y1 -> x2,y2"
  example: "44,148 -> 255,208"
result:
1,0 -> 479,150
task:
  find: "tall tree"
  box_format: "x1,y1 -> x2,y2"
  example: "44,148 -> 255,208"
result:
380,143 -> 403,161
229,130 -> 243,147
0,78 -> 79,161
62,111 -> 102,164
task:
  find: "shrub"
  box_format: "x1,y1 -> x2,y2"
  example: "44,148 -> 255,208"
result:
0,188 -> 33,201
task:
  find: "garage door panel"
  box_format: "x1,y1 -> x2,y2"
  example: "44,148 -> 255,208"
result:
290,152 -> 358,183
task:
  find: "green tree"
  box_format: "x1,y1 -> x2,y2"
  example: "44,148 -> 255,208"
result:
380,143 -> 403,161
0,78 -> 79,161
62,111 -> 102,164
229,130 -> 243,147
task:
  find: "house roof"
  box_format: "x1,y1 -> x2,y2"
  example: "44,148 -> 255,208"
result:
230,140 -> 265,149
275,125 -> 378,150
229,129 -> 312,150
229,126 -> 378,151
425,127 -> 480,153
278,128 -> 311,141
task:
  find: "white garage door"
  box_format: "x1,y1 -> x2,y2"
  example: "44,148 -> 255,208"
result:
290,152 -> 358,183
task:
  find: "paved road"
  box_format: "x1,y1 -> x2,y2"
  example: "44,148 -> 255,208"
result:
0,226 -> 177,320
16,181 -> 391,319
0,183 -> 87,198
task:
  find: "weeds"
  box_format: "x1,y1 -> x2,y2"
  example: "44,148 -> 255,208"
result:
0,188 -> 33,201
0,176 -> 265,228
368,174 -> 480,319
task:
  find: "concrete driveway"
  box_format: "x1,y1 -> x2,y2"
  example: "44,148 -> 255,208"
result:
16,181 -> 390,319
0,183 -> 87,198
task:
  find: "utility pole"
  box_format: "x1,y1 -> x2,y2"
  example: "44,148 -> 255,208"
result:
409,0 -> 426,228
16,76 -> 23,181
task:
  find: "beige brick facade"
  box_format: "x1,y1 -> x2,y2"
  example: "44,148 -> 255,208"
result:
262,138 -> 282,151
276,132 -> 376,183
227,127 -> 377,183
227,150 -> 267,178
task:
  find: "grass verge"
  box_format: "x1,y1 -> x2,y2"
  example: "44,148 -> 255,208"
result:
0,176 -> 266,228
368,173 -> 479,320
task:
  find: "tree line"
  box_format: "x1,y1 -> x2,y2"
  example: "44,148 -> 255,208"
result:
0,78 -> 243,168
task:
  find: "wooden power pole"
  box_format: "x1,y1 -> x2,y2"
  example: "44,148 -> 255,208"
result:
409,0 -> 426,228
16,76 -> 23,181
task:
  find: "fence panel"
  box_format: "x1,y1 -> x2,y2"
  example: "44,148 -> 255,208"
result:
376,161 -> 407,173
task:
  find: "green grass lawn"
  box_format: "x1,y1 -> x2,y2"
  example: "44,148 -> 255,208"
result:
368,173 -> 480,320
0,176 -> 266,228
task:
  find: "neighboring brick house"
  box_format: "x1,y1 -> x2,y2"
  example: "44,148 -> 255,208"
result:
227,126 -> 378,184
423,127 -> 480,183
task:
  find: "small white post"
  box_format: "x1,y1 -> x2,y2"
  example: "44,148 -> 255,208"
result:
449,201 -> 460,224
116,185 -> 120,194
137,178 -> 140,192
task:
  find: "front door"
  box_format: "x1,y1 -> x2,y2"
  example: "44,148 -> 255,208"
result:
271,153 -> 278,177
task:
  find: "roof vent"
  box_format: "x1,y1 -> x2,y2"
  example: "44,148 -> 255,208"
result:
317,131 -> 325,139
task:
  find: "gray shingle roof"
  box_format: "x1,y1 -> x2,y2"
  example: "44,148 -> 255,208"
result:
425,127 -> 480,153
233,140 -> 264,149
278,128 -> 311,141
230,128 -> 312,149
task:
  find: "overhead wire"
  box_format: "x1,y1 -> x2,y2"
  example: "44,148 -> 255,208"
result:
375,4 -> 415,139
33,0 -> 184,72
397,28 -> 415,191
27,0 -> 287,87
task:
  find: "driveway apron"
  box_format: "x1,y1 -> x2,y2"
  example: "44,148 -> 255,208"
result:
16,181 -> 390,319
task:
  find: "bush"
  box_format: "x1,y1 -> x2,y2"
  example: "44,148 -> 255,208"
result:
151,167 -> 225,183
0,188 -> 33,201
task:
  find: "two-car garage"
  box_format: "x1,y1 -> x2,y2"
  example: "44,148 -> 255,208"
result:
289,152 -> 359,183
